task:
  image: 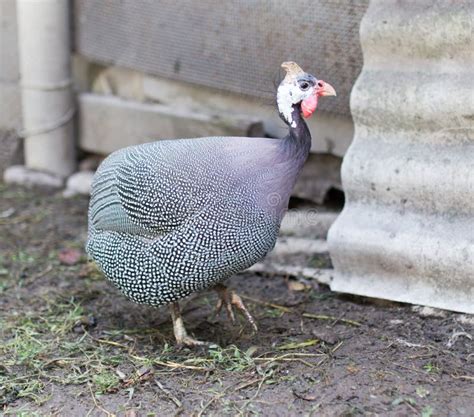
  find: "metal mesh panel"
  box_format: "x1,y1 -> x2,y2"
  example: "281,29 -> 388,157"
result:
74,0 -> 367,116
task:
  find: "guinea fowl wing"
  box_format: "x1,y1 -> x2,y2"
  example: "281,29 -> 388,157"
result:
90,136 -> 281,237
115,139 -> 218,233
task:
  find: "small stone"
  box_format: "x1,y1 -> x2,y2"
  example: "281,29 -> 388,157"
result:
63,171 -> 94,197
456,315 -> 474,326
137,366 -> 153,378
115,369 -> 127,380
3,165 -> 63,188
287,279 -> 311,292
0,208 -> 15,218
412,306 -> 446,318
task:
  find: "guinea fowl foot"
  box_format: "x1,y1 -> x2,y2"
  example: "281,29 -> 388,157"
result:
214,284 -> 258,333
170,302 -> 207,347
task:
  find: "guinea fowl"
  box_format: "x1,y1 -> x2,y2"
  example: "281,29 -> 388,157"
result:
86,62 -> 336,346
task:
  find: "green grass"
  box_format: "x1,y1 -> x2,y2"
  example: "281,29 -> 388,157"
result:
0,298 -> 87,405
208,345 -> 255,372
1,292 -> 323,410
264,307 -> 285,318
92,370 -> 121,394
423,362 -> 440,374
0,297 -> 104,403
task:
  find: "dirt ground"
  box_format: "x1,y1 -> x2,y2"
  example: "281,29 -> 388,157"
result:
0,184 -> 473,417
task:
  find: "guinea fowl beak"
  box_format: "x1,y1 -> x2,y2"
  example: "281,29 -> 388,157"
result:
317,81 -> 337,97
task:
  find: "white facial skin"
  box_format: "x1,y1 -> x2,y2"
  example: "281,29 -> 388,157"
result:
277,77 -> 317,128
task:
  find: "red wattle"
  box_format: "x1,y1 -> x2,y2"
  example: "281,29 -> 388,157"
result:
301,94 -> 318,118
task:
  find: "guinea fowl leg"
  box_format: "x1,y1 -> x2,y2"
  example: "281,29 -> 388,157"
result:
170,302 -> 207,347
214,284 -> 258,332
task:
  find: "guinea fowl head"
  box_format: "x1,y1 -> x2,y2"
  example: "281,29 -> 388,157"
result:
277,61 -> 336,128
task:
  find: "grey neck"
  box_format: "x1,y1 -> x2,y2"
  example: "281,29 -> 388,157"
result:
280,104 -> 312,167
262,104 -> 312,219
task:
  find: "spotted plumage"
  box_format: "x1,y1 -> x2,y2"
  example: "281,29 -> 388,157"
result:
86,62 -> 336,346
87,137 -> 287,305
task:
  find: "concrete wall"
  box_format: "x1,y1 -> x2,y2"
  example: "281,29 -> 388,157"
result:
328,0 -> 474,313
78,92 -> 264,154
0,0 -> 22,172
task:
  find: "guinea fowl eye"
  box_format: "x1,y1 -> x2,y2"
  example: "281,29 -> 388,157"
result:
299,82 -> 309,91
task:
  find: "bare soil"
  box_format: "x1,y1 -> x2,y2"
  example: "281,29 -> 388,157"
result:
0,184 -> 473,417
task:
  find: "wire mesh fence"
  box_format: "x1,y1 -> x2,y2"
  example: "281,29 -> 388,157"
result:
74,0 -> 368,116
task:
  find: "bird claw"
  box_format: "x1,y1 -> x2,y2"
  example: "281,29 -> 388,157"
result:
170,302 -> 209,348
215,297 -> 236,323
214,285 -> 258,333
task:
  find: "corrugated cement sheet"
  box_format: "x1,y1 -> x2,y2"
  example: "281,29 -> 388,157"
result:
328,1 -> 474,313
